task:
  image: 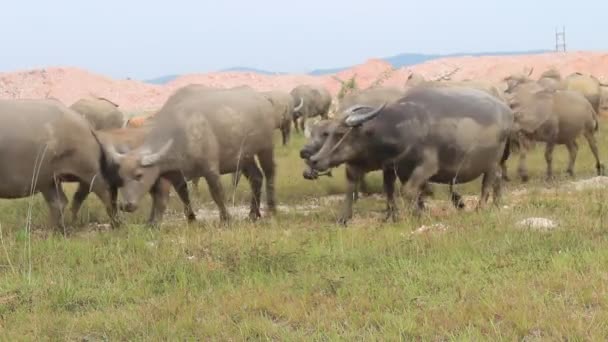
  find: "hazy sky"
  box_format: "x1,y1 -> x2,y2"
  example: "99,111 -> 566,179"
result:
1,0 -> 606,79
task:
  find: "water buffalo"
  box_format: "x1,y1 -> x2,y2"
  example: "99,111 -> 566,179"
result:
301,86 -> 408,198
73,123 -> 194,226
190,88 -> 293,193
102,86 -> 277,223
290,84 -> 332,133
262,90 -> 294,146
537,68 -> 564,91
70,97 -> 125,130
300,119 -> 371,200
564,72 -> 602,114
0,99 -> 118,229
306,86 -> 514,224
503,76 -> 603,181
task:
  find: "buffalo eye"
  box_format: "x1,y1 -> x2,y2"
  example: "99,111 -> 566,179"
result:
322,132 -> 329,138
134,171 -> 144,181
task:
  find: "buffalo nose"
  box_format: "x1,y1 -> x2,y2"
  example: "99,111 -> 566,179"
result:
121,202 -> 138,213
300,149 -> 312,159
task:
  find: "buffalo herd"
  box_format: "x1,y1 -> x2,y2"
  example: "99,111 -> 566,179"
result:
0,69 -> 605,230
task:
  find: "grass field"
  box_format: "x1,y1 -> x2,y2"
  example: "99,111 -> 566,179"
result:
1,122 -> 608,340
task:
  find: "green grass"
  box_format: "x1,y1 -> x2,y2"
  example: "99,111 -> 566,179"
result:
1,125 -> 608,340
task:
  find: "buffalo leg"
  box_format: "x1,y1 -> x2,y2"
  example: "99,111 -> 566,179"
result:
292,117 -> 300,133
400,150 -> 439,214
241,160 -> 263,220
42,181 -> 69,232
338,167 -> 361,225
382,167 -> 398,222
85,176 -> 120,228
204,170 -> 230,223
583,131 -> 605,176
565,140 -> 578,177
544,142 -> 555,181
517,138 -> 530,182
257,149 -> 277,215
190,177 -> 200,197
164,173 -> 196,223
492,168 -> 504,207
477,166 -> 500,209
500,138 -> 511,182
70,182 -> 91,223
449,183 -> 465,210
359,175 -> 372,196
147,178 -> 171,227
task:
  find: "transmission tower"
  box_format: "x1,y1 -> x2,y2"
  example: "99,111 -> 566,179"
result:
555,26 -> 566,52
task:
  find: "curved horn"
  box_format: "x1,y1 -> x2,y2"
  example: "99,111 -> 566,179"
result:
293,97 -> 304,112
140,139 -> 173,167
105,143 -> 126,163
344,103 -> 386,127
527,67 -> 534,77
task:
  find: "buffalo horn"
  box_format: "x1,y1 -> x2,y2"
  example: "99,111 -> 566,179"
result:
140,139 -> 174,167
344,103 -> 386,127
294,97 -> 304,112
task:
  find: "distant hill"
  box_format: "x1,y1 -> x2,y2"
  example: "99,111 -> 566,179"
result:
385,50 -> 550,68
220,67 -> 285,75
309,50 -> 551,75
144,50 -> 552,83
145,74 -> 180,85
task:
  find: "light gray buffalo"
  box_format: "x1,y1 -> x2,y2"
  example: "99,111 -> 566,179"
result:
75,123 -> 194,226
262,90 -> 294,146
290,84 -> 332,133
564,72 -> 603,114
102,86 -> 277,223
306,86 -> 514,224
503,75 -> 604,181
0,99 -> 118,229
70,97 -> 125,130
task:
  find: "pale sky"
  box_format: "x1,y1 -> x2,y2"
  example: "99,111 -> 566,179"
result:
0,0 -> 606,79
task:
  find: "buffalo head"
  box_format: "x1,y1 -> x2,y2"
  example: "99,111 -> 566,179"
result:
308,103 -> 385,172
104,139 -> 173,212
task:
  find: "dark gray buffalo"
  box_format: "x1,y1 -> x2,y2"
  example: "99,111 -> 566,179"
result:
0,99 -> 118,229
290,84 -> 332,133
306,86 -> 514,223
301,86 -> 408,198
102,86 -> 277,223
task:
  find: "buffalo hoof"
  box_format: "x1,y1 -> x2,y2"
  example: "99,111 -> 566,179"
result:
566,169 -> 575,177
146,220 -> 161,229
597,164 -> 605,176
187,213 -> 196,223
502,174 -> 511,182
383,210 -> 399,223
520,175 -> 529,183
337,215 -> 351,226
248,210 -> 262,221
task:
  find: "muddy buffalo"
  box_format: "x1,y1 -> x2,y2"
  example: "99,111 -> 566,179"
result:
306,86 -> 514,224
102,85 -> 277,224
290,84 -> 332,133
262,90 -> 294,146
503,75 -> 603,181
0,99 -> 118,229
75,123 -> 194,226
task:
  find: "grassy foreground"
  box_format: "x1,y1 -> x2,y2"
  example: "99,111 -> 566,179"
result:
1,124 -> 608,340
